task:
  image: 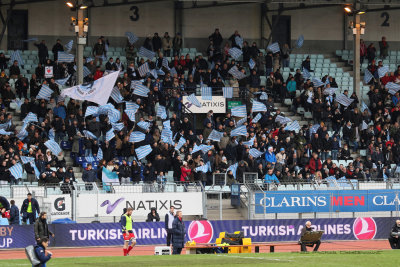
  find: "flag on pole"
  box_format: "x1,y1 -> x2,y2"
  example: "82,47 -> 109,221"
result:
129,131 -> 146,143
323,87 -> 337,95
17,128 -> 28,140
243,137 -> 255,147
55,75 -> 70,87
135,145 -> 152,160
378,65 -> 389,78
312,77 -> 324,87
125,32 -> 139,44
37,84 -> 53,100
9,163 -> 23,179
111,122 -> 124,132
296,35 -> 304,48
208,130 -> 224,142
267,42 -> 280,53
162,58 -> 169,69
249,148 -> 264,158
231,105 -> 247,117
110,87 -> 124,103
227,163 -> 238,178
386,82 -> 400,95
252,100 -> 267,112
336,93 -> 354,107
125,101 -> 139,112
163,120 -> 171,129
23,112 -> 38,124
260,92 -> 268,100
248,58 -> 255,69
230,125 -> 247,136
236,117 -> 247,127
284,120 -> 301,132
133,84 -> 150,97
138,47 -> 155,59
137,121 -> 150,131
0,129 -> 12,135
23,37 -> 38,42
364,69 -> 373,84
21,156 -> 35,164
157,105 -> 167,119
10,50 -> 24,66
310,124 -> 320,134
361,101 -> 370,114
58,52 -> 75,63
107,107 -> 120,123
44,140 -> 62,156
138,62 -> 150,77
302,68 -> 311,79
65,40 -> 73,52
228,66 -> 246,80
228,47 -> 242,60
275,115 -> 292,125
83,130 -> 97,140
85,106 -> 99,117
222,87 -> 233,98
175,136 -> 186,151
97,147 -> 103,161
252,113 -> 262,123
361,121 -> 368,130
187,94 -> 202,108
201,87 -> 212,100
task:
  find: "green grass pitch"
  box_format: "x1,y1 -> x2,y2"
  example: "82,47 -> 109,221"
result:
0,251 -> 395,267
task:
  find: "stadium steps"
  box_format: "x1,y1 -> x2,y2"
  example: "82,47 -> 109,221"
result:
205,198 -> 246,220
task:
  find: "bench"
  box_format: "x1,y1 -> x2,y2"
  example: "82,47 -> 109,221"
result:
185,242 -> 299,254
254,242 -> 299,253
185,243 -> 251,254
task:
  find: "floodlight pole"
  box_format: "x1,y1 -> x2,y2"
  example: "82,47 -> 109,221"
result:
353,3 -> 361,107
76,1 -> 85,85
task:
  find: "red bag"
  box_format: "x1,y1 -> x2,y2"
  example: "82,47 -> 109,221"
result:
1,211 -> 10,219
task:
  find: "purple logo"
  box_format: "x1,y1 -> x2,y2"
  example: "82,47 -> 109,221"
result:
100,198 -> 125,214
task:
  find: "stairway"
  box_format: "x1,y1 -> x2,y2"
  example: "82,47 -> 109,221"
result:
205,198 -> 246,220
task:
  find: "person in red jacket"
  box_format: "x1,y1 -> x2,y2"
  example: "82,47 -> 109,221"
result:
180,161 -> 191,182
93,66 -> 103,80
308,153 -> 322,174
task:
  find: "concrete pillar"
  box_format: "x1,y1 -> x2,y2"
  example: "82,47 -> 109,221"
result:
76,4 -> 85,85
353,12 -> 360,106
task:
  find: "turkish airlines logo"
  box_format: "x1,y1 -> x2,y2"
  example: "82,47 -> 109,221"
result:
188,220 -> 213,243
353,217 -> 377,240
100,198 -> 125,214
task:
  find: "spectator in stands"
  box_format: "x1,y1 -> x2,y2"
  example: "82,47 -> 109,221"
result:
172,210 -> 185,255
52,39 -> 64,61
34,40 -> 49,65
379,36 -> 389,59
60,176 -> 74,194
301,56 -> 311,72
146,207 -> 160,222
9,60 -> 20,79
367,43 -> 376,64
360,39 -> 367,64
209,28 -> 223,51
21,193 -> 40,225
264,146 -> 276,166
308,153 -> 322,174
9,200 -> 19,225
281,44 -> 291,68
173,33 -> 182,57
265,52 -> 273,75
0,53 -> 8,70
180,161 -> 191,182
264,168 -> 280,184
93,38 -> 105,66
105,57 -> 117,71
118,160 -> 131,184
162,32 -> 173,57
151,33 -> 161,53
228,30 -> 241,49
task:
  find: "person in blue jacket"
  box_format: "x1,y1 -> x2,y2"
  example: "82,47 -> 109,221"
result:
33,237 -> 52,267
9,200 -> 19,225
21,193 -> 40,225
264,146 -> 276,165
264,168 -> 280,184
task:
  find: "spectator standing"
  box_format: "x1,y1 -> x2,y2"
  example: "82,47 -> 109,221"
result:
34,40 -> 49,65
162,32 -> 172,57
152,33 -> 162,53
281,43 -> 291,68
9,200 -> 19,225
172,210 -> 186,255
209,28 -> 223,51
82,163 -> 97,190
34,212 -> 54,245
360,39 -> 367,64
52,39 -> 64,61
93,38 -> 105,66
379,36 -> 389,59
173,33 -> 182,57
146,207 -> 160,222
21,193 -> 40,225
165,206 -> 175,246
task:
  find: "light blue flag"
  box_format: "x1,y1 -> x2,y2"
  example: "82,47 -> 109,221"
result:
260,92 -> 268,100
323,87 -> 337,96
235,36 -> 243,48
310,124 -> 320,134
223,87 -> 233,99
157,105 -> 167,119
336,93 -> 354,107
175,136 -> 186,151
99,103 -> 117,115
55,75 -> 70,87
201,87 -> 212,100
169,67 -> 177,76
125,32 -> 139,44
138,47 -> 155,59
252,100 -> 267,112
362,121 -> 368,131
243,136 -> 255,147
111,122 -> 124,132
85,106 -> 99,118
130,79 -> 144,89
135,145 -> 152,160
11,50 -> 24,66
83,130 -> 97,139
9,163 -> 23,179
157,69 -> 165,76
230,125 -> 247,137
83,66 -> 91,77
23,37 -> 38,42
12,99 -> 23,109
162,58 -> 170,70
110,87 -> 124,103
58,52 -> 75,63
31,162 -> 40,178
107,107 -> 120,123
187,94 -> 202,108
361,101 -> 370,114
129,131 -> 146,143
229,47 -> 242,60
65,40 -> 73,52
133,84 -> 150,97
137,121 -> 150,131
227,163 -> 238,179
85,156 -> 96,163
106,129 -> 115,142
21,156 -> 35,164
378,65 -> 389,78
200,145 -> 213,154
248,58 -> 255,69
386,82 -> 400,95
163,120 -> 171,129
0,129 -> 12,135
126,101 -> 139,112
252,113 -> 262,123
0,120 -> 11,130
44,140 -> 62,155
102,167 -> 120,187
249,148 -> 264,158
191,144 -> 202,154
138,62 -> 150,77
195,163 -> 209,173
303,68 -> 311,79
48,128 -> 55,140
37,84 -> 53,100
267,42 -> 280,53
231,105 -> 247,117
97,147 -> 103,161
364,69 -> 373,84
150,69 -> 158,79
16,128 -> 28,140
228,66 -> 246,80
236,117 -> 247,127
296,35 -> 304,48
284,120 -> 300,132
275,115 -> 292,125
208,130 -> 224,142
312,77 -> 324,87
86,57 -> 94,63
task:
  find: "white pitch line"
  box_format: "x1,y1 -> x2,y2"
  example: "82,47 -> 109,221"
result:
215,254 -> 292,261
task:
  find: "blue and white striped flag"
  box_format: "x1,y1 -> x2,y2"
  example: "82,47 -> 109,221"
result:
65,40 -> 73,52
125,32 -> 139,45
169,67 -> 177,76
230,125 -> 247,137
126,101 -> 139,112
125,110 -> 136,122
111,122 -> 124,132
157,105 -> 167,119
129,131 -> 146,143
231,105 -> 247,117
361,101 -> 370,114
235,36 -> 243,49
85,156 -> 96,163
222,87 -> 233,98
106,129 -> 115,142
16,128 -> 28,140
296,35 -> 304,48
310,124 -> 320,134
336,93 -> 354,107
55,75 -> 70,87
48,128 -> 55,140
83,130 -> 97,139
175,136 -> 186,151
252,113 -> 262,123
157,69 -> 165,76
161,129 -> 174,145
248,58 -> 255,69
23,112 -> 38,124
228,66 -> 246,80
137,121 -> 150,131
86,57 -> 94,63
208,130 -> 224,142
85,106 -> 99,117
187,94 -> 202,108
37,84 -> 53,100
97,147 -> 103,161
200,145 -> 213,154
130,80 -> 144,89
163,120 -> 171,129
23,37 -> 38,42
378,65 -> 389,78
138,47 -> 155,59
312,77 -> 324,87
227,163 -> 238,178
386,82 -> 400,95
58,51 -> 74,63
361,121 -> 368,131
303,68 -> 311,79
44,140 -> 62,156
162,58 -> 169,69
249,148 -> 264,158
228,47 -> 242,60
364,69 -> 373,84
252,100 -> 267,112
267,42 -> 280,53
150,69 -> 158,79
83,66 -> 91,77
284,120 -> 300,132
323,87 -> 337,96
236,117 -> 247,127
31,162 -> 40,178
275,115 -> 292,125
110,87 -> 124,103
0,120 -> 11,130
133,84 -> 150,97
201,87 -> 212,100
195,162 -> 210,173
191,144 -> 202,154
11,50 -> 24,66
21,156 -> 35,164
138,62 -> 150,77
243,136 -> 255,147
260,92 -> 268,100
9,163 -> 23,179
0,129 -> 12,135
107,108 -> 120,123
135,145 -> 152,160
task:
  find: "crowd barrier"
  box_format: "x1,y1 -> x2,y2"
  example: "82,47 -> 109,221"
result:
0,217 -> 394,249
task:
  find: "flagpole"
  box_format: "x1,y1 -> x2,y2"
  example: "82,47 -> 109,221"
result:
352,1 -> 361,108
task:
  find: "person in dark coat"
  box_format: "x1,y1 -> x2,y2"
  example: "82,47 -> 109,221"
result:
20,193 -> 40,225
165,206 -> 175,246
82,164 -> 98,190
146,207 -> 160,222
299,221 -> 321,252
33,237 -> 52,267
388,219 -> 400,249
172,210 -> 186,255
34,40 -> 49,65
9,200 -> 19,225
52,39 -> 64,61
34,212 -> 54,244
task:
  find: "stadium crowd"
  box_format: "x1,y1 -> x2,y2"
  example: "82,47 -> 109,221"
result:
0,29 -> 397,190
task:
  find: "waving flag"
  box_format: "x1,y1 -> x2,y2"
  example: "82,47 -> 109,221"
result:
21,156 -> 35,164
150,69 -> 158,79
336,93 -> 354,107
97,147 -> 103,161
236,117 -> 247,127
223,87 -> 233,98
110,87 -> 124,103
310,124 -> 320,134
65,40 -> 73,52
162,58 -> 169,69
9,163 -> 23,179
208,130 -> 224,142
361,101 -> 370,114
37,84 -> 53,100
126,102 -> 139,112
378,65 -> 389,78
138,62 -> 150,77
135,145 -> 152,160
312,78 -> 324,87
61,71 -> 120,105
58,52 -> 75,63
175,136 -> 186,151
0,129 -> 12,135
267,42 -> 280,53
228,66 -> 246,80
248,58 -> 255,69
85,106 -> 99,117
48,128 -> 55,140
249,148 -> 264,158
125,110 -> 136,122
129,131 -> 146,143
157,105 -> 167,119
187,94 -> 202,108
275,115 -> 292,125
137,121 -> 150,131
83,130 -> 97,139
55,75 -> 70,87
111,122 -> 124,132
125,32 -> 139,44
195,162 -> 211,173
260,92 -> 268,100
106,129 -> 115,142
296,35 -> 304,48
302,68 -> 311,79
138,47 -> 155,59
386,82 -> 400,95
361,121 -> 368,131
161,129 -> 174,145
323,87 -> 337,96
11,50 -> 24,66
23,37 -> 38,42
252,100 -> 267,112
228,47 -> 242,60
45,140 -> 62,156
102,167 -> 120,186
230,125 -> 247,137
23,112 -> 38,124
284,120 -> 300,132
235,36 -> 243,48
231,105 -> 247,117
17,128 -> 28,140
364,69 -> 373,84
252,113 -> 262,123
227,163 -> 238,178
107,107 -> 120,123
201,87 -> 212,100
133,84 -> 150,97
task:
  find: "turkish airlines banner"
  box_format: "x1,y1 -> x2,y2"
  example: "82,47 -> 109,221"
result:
0,217 -> 394,248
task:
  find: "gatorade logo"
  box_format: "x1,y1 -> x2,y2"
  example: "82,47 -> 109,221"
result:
188,220 -> 213,243
353,217 -> 377,240
54,197 -> 65,211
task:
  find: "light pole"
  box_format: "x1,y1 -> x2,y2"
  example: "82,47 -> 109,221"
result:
66,1 -> 88,85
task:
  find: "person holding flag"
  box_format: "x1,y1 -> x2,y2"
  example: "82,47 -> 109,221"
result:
121,207 -> 136,256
